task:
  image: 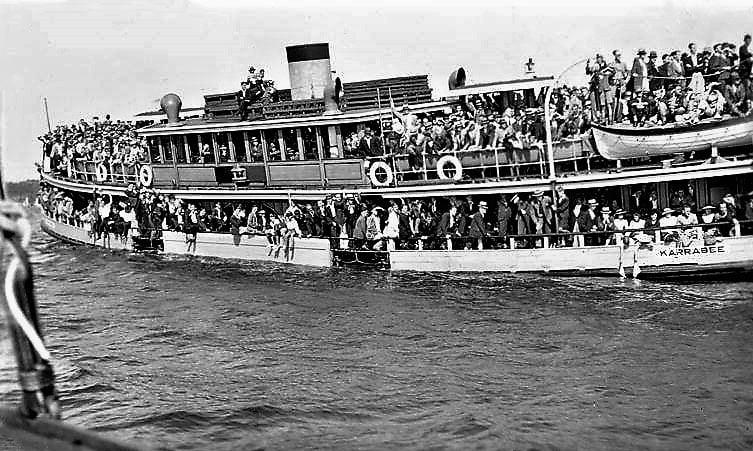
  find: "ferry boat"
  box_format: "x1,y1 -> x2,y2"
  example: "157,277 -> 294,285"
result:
37,42 -> 753,278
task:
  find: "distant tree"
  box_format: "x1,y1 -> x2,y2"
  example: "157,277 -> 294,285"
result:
5,179 -> 40,201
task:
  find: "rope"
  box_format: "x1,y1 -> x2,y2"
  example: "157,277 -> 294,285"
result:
0,202 -> 51,362
4,250 -> 50,361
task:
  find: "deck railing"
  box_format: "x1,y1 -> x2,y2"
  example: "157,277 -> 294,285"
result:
50,160 -> 141,186
327,219 -> 750,253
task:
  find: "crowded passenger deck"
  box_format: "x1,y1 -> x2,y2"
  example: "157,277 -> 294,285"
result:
35,35 -> 753,276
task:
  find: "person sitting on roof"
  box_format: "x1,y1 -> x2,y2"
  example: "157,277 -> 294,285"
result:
237,81 -> 253,120
722,73 -> 748,116
698,83 -> 726,119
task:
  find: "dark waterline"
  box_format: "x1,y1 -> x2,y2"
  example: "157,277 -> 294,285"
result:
2,215 -> 753,450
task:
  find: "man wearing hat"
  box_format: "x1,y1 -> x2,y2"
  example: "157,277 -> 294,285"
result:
496,195 -> 512,245
555,185 -> 570,238
631,49 -> 649,93
530,191 -> 545,237
468,200 -> 488,250
576,199 -> 598,246
647,50 -> 663,91
595,206 -> 614,245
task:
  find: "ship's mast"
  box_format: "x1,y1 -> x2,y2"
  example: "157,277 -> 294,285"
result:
43,97 -> 52,133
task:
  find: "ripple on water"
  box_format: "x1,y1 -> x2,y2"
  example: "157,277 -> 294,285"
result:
1,211 -> 751,450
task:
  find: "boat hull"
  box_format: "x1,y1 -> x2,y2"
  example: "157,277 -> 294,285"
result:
41,216 -> 332,268
41,214 -> 753,279
388,236 -> 753,278
591,116 -> 753,160
162,231 -> 332,267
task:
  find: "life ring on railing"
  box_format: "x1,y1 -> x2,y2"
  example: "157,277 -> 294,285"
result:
139,165 -> 154,187
436,155 -> 463,181
96,163 -> 109,182
368,161 -> 394,187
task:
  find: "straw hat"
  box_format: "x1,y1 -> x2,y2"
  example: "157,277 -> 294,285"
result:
662,207 -> 674,216
600,206 -> 611,214
587,199 -> 598,206
478,201 -> 488,208
614,209 -> 625,216
532,190 -> 544,197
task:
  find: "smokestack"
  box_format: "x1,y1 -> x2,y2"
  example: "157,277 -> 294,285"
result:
286,43 -> 332,101
160,93 -> 182,126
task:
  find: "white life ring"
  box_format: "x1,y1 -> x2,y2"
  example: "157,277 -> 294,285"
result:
96,163 -> 109,182
436,155 -> 463,181
139,165 -> 154,187
368,161 -> 394,187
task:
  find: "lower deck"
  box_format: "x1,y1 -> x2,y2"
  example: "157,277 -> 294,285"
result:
40,213 -> 753,279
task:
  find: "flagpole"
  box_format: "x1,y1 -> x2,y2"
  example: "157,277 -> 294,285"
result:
43,97 -> 52,133
376,87 -> 385,155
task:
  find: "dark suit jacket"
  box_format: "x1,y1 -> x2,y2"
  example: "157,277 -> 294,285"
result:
436,211 -> 456,236
353,215 -> 368,240
358,136 -> 383,157
739,44 -> 753,79
577,209 -> 594,232
468,212 -> 486,238
681,53 -> 702,76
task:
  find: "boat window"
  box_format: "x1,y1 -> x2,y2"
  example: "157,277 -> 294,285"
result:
282,129 -> 299,160
301,126 -> 319,160
216,133 -> 231,163
230,132 -> 246,162
668,181 -> 697,210
147,137 -> 161,163
340,123 -> 360,158
265,130 -> 282,161
173,136 -> 187,164
200,133 -> 215,164
321,126 -> 336,159
247,131 -> 263,163
187,134 -> 200,163
160,136 -> 173,163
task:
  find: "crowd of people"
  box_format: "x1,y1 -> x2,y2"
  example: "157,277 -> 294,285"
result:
39,116 -> 148,176
341,98 -> 549,167
582,35 -> 753,126
39,182 -> 753,253
339,34 -> 753,164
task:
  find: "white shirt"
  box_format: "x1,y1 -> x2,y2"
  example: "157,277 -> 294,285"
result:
120,209 -> 137,226
613,218 -> 629,231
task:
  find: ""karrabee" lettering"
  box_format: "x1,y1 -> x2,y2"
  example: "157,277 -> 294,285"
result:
657,246 -> 725,257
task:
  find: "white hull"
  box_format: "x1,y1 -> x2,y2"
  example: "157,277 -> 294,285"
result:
389,237 -> 753,277
41,215 -> 331,268
162,231 -> 331,267
42,214 -> 753,278
592,116 -> 753,160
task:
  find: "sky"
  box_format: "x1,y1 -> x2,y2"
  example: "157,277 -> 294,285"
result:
0,0 -> 751,182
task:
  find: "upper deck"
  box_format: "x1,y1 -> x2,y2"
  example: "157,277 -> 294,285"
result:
38,41 -> 753,200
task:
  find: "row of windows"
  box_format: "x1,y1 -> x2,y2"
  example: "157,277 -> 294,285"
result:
147,125 -> 350,165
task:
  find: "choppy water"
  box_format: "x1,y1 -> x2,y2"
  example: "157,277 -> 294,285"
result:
2,213 -> 753,450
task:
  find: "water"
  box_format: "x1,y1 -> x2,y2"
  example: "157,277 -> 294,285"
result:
2,214 -> 753,450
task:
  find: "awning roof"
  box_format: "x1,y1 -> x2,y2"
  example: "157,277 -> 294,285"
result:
448,76 -> 555,96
